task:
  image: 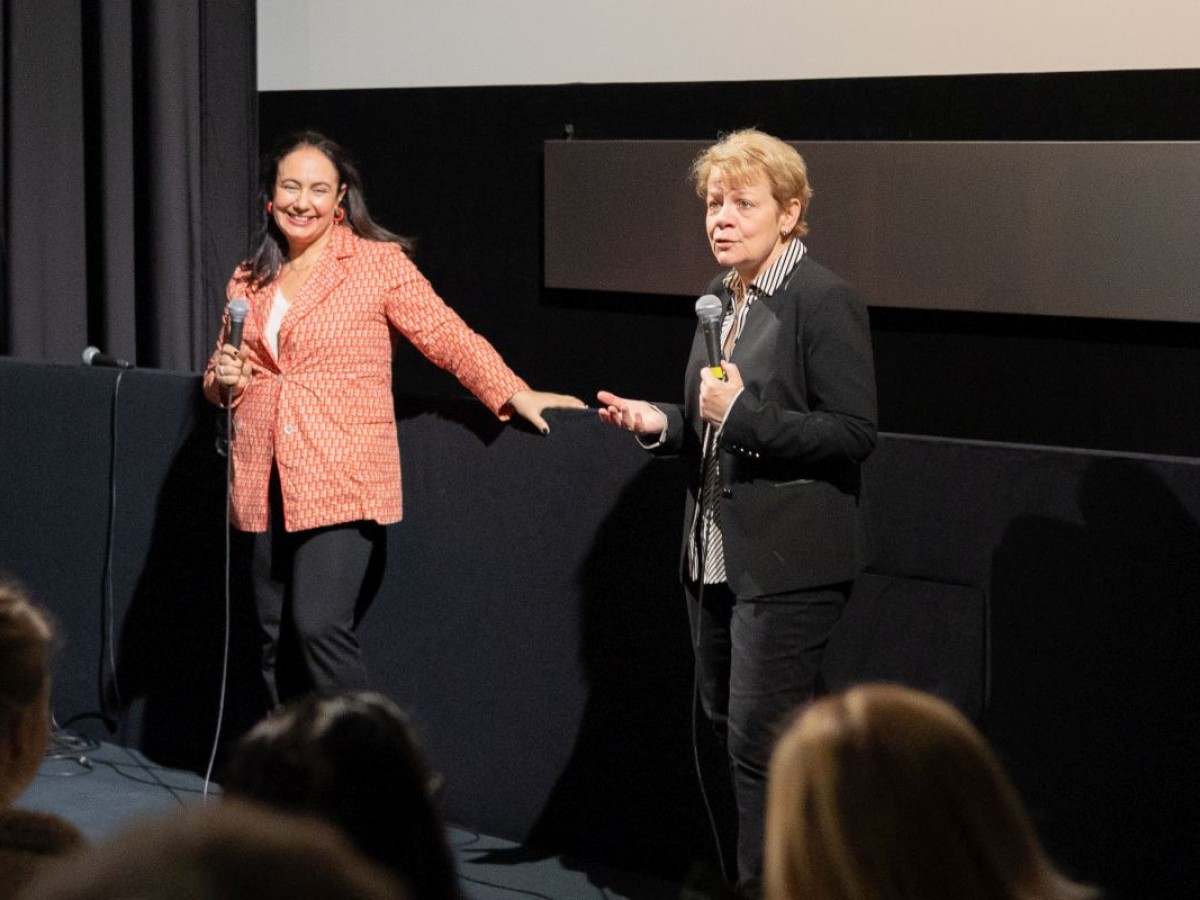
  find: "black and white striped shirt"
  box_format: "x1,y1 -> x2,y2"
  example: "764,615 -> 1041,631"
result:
692,239 -> 807,584
718,238 -> 807,353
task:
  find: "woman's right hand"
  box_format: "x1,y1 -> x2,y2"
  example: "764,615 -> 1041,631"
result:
596,390 -> 666,436
212,343 -> 252,396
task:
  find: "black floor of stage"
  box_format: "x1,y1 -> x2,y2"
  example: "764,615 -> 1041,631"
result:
19,740 -> 682,900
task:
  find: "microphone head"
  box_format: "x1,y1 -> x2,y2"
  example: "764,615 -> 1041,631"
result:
695,294 -> 723,323
228,298 -> 249,323
82,346 -> 131,368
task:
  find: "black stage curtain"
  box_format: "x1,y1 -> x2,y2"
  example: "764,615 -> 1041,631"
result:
0,0 -> 257,371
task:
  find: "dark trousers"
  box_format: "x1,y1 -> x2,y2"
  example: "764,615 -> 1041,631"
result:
686,578 -> 849,898
248,473 -> 385,706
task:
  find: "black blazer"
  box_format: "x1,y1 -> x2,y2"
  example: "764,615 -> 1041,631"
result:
654,254 -> 878,597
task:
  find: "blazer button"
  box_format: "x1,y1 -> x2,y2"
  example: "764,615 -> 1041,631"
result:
721,488 -> 733,498
283,423 -> 296,435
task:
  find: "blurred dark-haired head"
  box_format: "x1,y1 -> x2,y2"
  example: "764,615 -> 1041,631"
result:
224,691 -> 459,900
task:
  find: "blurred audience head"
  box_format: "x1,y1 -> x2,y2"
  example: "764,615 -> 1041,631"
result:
765,683 -> 1098,900
223,691 -> 459,900
22,801 -> 401,900
0,579 -> 54,806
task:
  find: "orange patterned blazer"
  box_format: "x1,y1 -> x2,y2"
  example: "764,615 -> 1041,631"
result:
203,225 -> 528,533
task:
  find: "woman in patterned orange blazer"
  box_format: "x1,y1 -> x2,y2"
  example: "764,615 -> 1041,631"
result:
204,131 -> 582,705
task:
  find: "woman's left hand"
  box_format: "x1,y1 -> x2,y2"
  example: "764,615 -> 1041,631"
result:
509,389 -> 587,435
699,361 -> 745,425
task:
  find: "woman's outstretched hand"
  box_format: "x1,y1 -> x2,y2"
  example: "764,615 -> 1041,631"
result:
596,390 -> 667,436
508,389 -> 587,435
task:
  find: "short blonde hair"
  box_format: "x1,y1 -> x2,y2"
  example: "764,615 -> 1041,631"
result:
765,684 -> 1097,900
690,128 -> 813,239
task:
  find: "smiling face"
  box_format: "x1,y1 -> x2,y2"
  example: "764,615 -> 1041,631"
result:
271,146 -> 347,257
705,166 -> 801,285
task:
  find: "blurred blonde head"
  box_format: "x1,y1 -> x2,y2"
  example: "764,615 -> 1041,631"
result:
0,579 -> 54,806
765,684 -> 1097,900
691,128 -> 813,240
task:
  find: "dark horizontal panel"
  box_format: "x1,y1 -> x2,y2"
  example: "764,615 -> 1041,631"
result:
545,140 -> 1200,322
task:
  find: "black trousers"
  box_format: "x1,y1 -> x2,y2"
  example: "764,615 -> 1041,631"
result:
686,578 -> 849,898
247,471 -> 385,706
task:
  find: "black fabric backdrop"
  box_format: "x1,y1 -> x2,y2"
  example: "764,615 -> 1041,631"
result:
1,358 -> 1197,898
0,0 -> 256,371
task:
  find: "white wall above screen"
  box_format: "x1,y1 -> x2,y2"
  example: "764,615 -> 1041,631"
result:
257,0 -> 1200,91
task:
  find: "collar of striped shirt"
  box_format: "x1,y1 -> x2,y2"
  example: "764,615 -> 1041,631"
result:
721,238 -> 806,302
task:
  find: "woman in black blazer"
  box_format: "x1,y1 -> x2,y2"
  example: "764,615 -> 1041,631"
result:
597,128 -> 877,899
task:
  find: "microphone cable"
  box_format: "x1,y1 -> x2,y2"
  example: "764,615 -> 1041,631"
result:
101,369 -> 126,725
689,428 -> 729,886
202,302 -> 247,799
201,396 -> 235,800
48,365 -> 126,773
691,587 -> 729,886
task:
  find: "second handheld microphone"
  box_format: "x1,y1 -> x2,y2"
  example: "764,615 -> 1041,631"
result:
695,294 -> 726,380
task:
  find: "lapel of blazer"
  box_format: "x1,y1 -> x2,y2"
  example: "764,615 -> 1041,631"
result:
728,281 -> 778,387
277,226 -> 355,350
236,276 -> 281,373
735,254 -> 807,378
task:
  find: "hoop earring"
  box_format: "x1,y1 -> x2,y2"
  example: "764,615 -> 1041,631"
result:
333,206 -> 346,223
266,201 -> 274,214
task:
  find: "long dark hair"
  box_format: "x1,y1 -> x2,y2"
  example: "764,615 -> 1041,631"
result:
244,131 -> 414,289
223,691 -> 461,900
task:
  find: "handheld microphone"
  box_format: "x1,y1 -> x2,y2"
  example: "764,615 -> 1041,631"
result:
82,346 -> 132,369
695,294 -> 725,380
226,298 -> 249,348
